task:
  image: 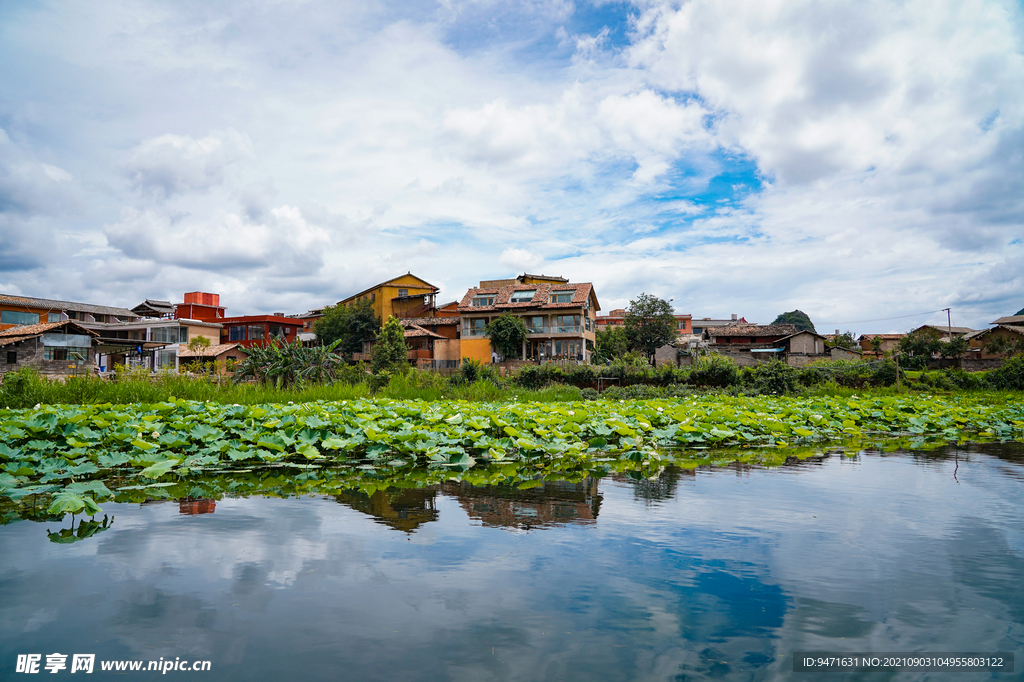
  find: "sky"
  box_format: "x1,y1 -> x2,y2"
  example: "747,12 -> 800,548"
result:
0,0 -> 1022,334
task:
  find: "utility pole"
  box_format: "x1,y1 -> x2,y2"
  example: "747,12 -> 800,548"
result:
943,307 -> 952,342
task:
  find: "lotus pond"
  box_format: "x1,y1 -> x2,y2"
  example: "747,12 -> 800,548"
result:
2,395 -> 1023,680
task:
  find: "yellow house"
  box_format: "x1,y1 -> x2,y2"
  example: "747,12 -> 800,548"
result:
338,273 -> 440,324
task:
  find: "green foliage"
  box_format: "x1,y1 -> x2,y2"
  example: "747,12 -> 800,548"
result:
187,336 -> 211,351
939,335 -> 969,360
689,354 -> 740,387
987,356 -> 1024,390
1016,307 -> 1024,316
743,360 -> 799,395
624,293 -> 678,365
234,338 -> 345,386
897,328 -> 941,369
829,331 -> 857,349
594,327 -> 629,363
983,334 -> 1024,357
772,310 -> 816,332
371,317 -> 409,375
313,299 -> 379,357
459,358 -> 482,383
484,313 -> 528,360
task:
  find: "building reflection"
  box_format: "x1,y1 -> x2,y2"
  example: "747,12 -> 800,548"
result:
332,478 -> 603,532
178,498 -> 217,515
333,488 -> 439,533
443,477 -> 602,531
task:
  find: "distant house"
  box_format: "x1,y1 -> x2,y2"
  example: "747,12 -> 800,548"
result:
991,315 -> 1024,326
691,315 -> 749,335
0,321 -> 99,376
908,324 -> 976,341
458,274 -> 600,364
773,330 -> 830,367
702,323 -> 798,367
131,299 -> 175,318
0,294 -> 137,332
858,333 -> 905,357
177,343 -> 248,375
596,308 -> 692,336
83,317 -> 223,372
339,273 -> 442,323
967,324 -> 1024,359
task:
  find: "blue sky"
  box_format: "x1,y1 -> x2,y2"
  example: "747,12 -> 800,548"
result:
0,0 -> 1022,332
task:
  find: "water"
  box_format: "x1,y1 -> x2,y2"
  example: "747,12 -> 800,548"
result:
2,444 -> 1022,680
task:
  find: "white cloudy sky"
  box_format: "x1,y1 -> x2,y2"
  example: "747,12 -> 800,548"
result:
1,0 -> 1022,332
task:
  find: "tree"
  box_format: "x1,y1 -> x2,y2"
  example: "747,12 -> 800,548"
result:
829,331 -> 857,349
484,313 -> 528,361
772,310 -> 816,332
313,299 -> 379,357
187,336 -> 211,352
624,293 -> 677,365
984,334 -> 1024,357
1016,306 -> 1024,316
370,316 -> 409,374
896,328 -> 941,369
594,326 -> 629,363
938,334 -> 969,360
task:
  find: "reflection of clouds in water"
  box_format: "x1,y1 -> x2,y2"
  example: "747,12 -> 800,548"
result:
0,450 -> 1022,681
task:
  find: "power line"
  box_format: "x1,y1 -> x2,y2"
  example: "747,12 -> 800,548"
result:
814,309 -> 945,326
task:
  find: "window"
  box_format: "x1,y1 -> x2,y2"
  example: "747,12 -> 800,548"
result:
550,292 -> 573,303
509,290 -> 535,303
248,325 -> 265,340
472,296 -> 495,307
150,326 -> 183,344
44,347 -> 87,361
229,326 -> 245,341
269,325 -> 284,339
555,315 -> 581,332
6,351 -> 15,364
48,313 -> 62,323
0,310 -> 40,326
525,316 -> 544,333
585,316 -> 591,331
398,289 -> 408,298
179,327 -> 188,343
553,339 -> 581,358
93,314 -> 107,323
464,318 -> 487,336
66,311 -> 80,320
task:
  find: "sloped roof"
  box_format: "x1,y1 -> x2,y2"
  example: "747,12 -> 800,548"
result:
177,343 -> 246,358
400,316 -> 460,326
858,333 -> 905,340
0,293 -> 137,318
913,324 -> 976,335
776,329 -> 827,342
992,315 -> 1024,325
708,324 -> 798,337
458,282 -> 598,313
132,299 -> 175,315
339,273 -> 440,304
403,324 -> 446,339
0,320 -> 99,347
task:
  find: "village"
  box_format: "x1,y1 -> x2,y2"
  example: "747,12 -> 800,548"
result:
1,271 -> 1021,378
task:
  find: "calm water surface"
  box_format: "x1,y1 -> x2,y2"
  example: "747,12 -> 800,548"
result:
2,444 -> 1023,681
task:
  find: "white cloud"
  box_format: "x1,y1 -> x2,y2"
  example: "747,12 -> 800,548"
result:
123,130 -> 254,198
499,247 -> 543,271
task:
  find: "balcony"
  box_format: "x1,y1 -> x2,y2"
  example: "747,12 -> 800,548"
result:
527,325 -> 582,335
407,349 -> 433,360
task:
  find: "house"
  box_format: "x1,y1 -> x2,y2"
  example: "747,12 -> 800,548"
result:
458,275 -> 600,364
703,323 -> 798,366
84,317 -> 223,372
177,343 -> 248,375
131,299 -> 175,318
0,320 -> 99,376
908,324 -> 976,342
167,291 -> 302,349
596,308 -> 692,336
858,333 -> 904,357
967,324 -> 1024,359
991,314 -> 1024,326
691,315 -> 750,335
772,330 -> 830,367
0,293 -> 137,331
338,273 -> 441,322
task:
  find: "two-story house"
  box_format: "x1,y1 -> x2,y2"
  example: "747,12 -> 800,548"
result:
458,274 -> 600,364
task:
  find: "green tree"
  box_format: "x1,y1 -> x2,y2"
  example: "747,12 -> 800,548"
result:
313,299 -> 379,357
594,326 -> 629,363
1016,306 -> 1024,316
984,334 -> 1024,357
624,293 -> 677,365
896,328 -> 941,369
187,336 -> 211,352
370,316 -> 409,374
829,331 -> 857,349
939,334 -> 969,360
772,310 -> 816,332
484,313 -> 528,361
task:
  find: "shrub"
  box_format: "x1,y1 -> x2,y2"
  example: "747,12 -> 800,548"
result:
689,354 -> 740,387
744,360 -> 799,395
987,356 -> 1024,390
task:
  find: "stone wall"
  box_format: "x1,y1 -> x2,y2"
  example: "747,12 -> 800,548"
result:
1,337 -> 95,376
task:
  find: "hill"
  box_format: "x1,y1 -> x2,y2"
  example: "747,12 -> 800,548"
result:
772,310 -> 816,333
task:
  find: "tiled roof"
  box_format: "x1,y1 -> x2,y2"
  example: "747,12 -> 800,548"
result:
992,315 -> 1024,325
458,282 -> 597,313
403,324 -> 446,339
858,333 -> 905,339
0,294 -> 137,318
915,324 -> 976,334
708,324 -> 798,337
177,343 -> 246,358
0,320 -> 99,338
400,317 -> 460,326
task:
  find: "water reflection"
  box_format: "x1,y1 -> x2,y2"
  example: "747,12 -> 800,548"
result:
0,445 -> 1022,681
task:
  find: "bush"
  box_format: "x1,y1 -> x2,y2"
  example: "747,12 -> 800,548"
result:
943,368 -> 986,390
987,356 -> 1024,390
580,387 -> 599,400
744,360 -> 799,395
689,354 -> 740,387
